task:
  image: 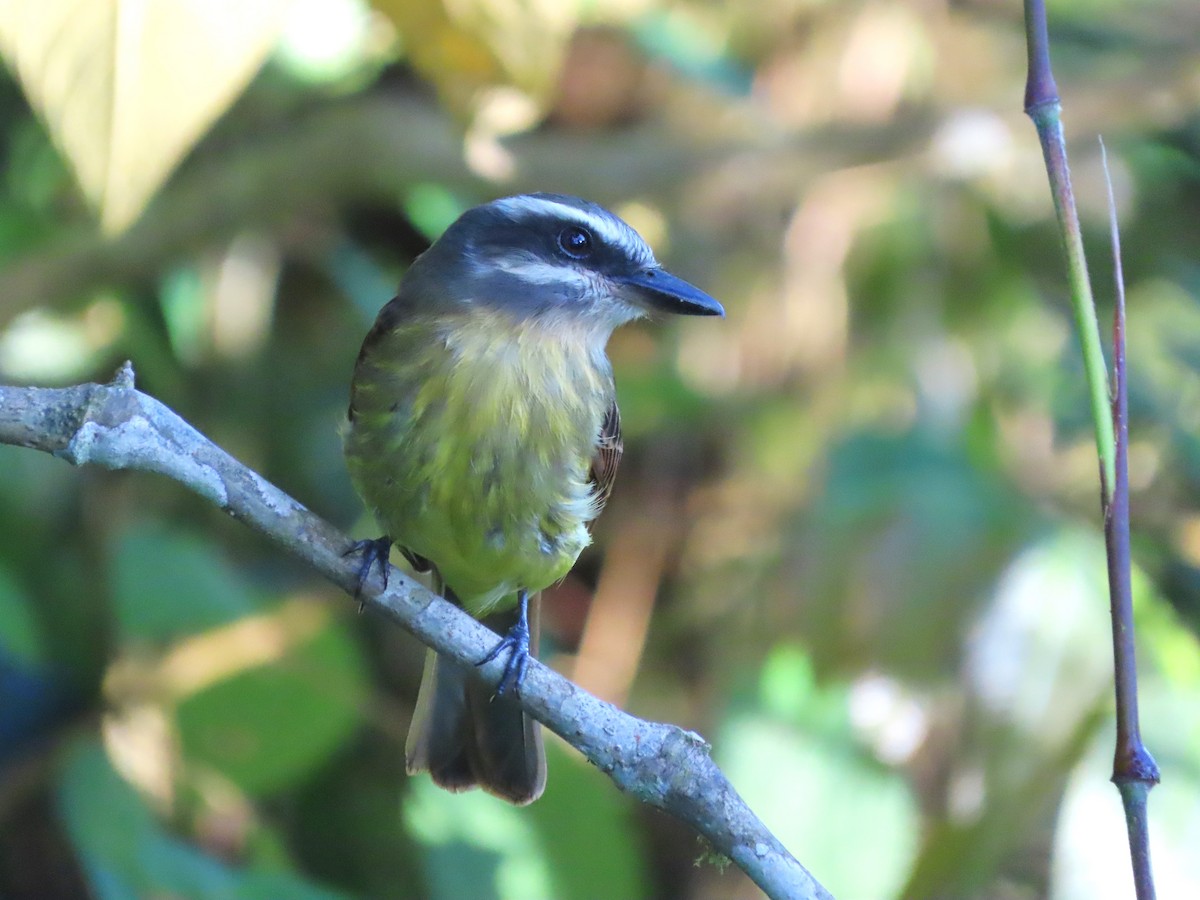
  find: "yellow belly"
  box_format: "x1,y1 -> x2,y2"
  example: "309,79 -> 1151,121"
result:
346,309 -> 613,614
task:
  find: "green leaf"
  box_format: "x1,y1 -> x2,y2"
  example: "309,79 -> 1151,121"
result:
403,778 -> 553,900
531,741 -> 650,900
111,524 -> 260,642
400,731 -> 661,900
0,0 -> 289,233
718,647 -> 919,900
57,737 -> 350,900
0,564 -> 44,664
175,615 -> 369,795
782,427 -> 1029,681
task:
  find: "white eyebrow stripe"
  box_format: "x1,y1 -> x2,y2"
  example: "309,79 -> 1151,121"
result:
536,200 -> 627,248
492,195 -> 641,258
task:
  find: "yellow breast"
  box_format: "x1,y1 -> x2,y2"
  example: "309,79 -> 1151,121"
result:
346,307 -> 615,613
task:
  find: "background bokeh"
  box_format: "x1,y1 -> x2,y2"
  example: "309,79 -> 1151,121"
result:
1,1 -> 1199,898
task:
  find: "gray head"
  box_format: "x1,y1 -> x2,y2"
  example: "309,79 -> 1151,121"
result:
402,193 -> 724,327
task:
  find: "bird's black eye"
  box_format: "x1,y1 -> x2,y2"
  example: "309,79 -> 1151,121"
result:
557,225 -> 594,260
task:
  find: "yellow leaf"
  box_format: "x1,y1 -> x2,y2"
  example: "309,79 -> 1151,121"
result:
0,0 -> 289,234
374,0 -> 576,117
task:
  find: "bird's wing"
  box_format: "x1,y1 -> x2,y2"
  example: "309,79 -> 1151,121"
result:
348,294 -> 407,423
588,400 -> 623,514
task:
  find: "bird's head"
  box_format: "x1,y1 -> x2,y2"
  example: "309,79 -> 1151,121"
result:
403,193 -> 725,330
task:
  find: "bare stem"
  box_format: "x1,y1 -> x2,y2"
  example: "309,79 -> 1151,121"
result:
1022,2 -> 1158,897
1023,0 -> 1116,497
1101,140 -> 1160,899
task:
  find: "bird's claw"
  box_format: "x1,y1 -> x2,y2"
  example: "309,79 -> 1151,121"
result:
344,536 -> 392,608
477,617 -> 531,696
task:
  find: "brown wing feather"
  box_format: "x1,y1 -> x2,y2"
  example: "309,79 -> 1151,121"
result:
588,401 -> 623,515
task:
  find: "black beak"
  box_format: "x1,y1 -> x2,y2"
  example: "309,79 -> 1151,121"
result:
617,268 -> 725,317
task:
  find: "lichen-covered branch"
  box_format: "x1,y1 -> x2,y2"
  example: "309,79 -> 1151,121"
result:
0,364 -> 832,900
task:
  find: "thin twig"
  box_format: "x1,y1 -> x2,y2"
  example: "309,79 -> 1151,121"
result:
0,364 -> 833,900
1021,1 -> 1158,895
1022,0 -> 1116,497
1100,140 -> 1160,900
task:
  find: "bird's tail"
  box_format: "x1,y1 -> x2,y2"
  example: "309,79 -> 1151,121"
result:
404,596 -> 546,805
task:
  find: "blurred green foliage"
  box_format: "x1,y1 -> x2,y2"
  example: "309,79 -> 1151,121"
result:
1,1 -> 1199,898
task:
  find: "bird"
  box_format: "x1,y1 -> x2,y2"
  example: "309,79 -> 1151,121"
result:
343,193 -> 723,804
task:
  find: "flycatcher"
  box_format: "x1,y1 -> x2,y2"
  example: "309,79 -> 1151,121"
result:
344,193 -> 723,804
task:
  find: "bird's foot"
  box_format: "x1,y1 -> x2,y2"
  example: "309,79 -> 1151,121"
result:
477,590 -> 531,696
343,535 -> 392,609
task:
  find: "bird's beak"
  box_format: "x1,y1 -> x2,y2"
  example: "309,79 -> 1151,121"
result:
616,268 -> 725,317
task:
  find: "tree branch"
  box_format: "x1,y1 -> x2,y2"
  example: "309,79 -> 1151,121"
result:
0,91 -> 933,325
0,363 -> 832,900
